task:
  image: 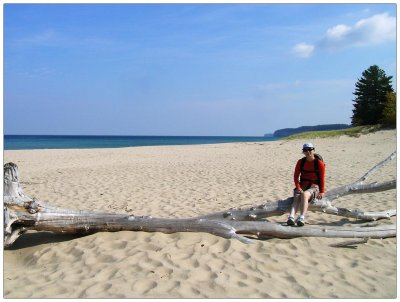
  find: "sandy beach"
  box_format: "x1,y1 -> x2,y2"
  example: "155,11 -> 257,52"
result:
3,130 -> 396,298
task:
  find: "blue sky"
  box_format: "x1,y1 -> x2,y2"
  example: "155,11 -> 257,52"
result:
4,3 -> 396,136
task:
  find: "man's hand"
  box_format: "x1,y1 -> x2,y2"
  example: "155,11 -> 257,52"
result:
317,192 -> 325,199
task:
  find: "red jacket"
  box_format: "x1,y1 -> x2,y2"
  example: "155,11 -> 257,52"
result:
294,158 -> 325,193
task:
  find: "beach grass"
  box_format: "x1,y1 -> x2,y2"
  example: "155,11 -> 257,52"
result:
283,125 -> 386,140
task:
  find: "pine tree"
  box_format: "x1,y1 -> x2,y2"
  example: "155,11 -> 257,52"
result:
351,65 -> 394,126
381,92 -> 396,127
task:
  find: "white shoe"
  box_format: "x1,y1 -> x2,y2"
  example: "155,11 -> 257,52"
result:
296,216 -> 305,227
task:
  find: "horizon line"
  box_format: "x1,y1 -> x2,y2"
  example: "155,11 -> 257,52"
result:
4,133 -> 269,138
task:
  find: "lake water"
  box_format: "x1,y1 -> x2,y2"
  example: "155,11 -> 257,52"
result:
4,135 -> 276,150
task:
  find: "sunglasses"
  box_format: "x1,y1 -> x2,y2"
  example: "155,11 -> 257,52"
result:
302,148 -> 314,152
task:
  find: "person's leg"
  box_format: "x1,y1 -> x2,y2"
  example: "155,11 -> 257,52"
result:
297,187 -> 318,226
299,191 -> 311,216
288,190 -> 301,225
289,197 -> 300,217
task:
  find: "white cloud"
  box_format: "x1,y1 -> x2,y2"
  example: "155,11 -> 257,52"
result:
292,42 -> 315,58
321,12 -> 395,49
325,24 -> 351,41
293,12 -> 395,58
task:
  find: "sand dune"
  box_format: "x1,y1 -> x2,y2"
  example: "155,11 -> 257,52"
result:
4,130 -> 396,298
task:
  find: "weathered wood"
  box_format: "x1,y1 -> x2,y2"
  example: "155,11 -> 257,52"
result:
202,151 -> 397,221
3,151 -> 397,247
329,238 -> 369,248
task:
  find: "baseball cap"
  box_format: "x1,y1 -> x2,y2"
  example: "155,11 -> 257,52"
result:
302,142 -> 314,149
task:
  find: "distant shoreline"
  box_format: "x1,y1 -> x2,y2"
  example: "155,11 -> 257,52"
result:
266,124 -> 351,138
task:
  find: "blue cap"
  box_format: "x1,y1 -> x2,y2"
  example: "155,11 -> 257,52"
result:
303,142 -> 314,149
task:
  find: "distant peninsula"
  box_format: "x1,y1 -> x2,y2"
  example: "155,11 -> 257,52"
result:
266,124 -> 351,138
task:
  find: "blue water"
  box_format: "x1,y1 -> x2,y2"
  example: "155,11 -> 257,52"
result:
4,135 -> 276,150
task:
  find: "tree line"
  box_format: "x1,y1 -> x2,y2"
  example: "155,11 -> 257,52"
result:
352,65 -> 396,127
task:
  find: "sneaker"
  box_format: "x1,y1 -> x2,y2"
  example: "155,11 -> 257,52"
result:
287,217 -> 295,226
296,216 -> 305,227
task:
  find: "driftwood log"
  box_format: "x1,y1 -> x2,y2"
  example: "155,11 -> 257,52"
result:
4,151 -> 396,247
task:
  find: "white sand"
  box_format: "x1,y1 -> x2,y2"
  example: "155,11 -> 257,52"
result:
4,130 -> 396,298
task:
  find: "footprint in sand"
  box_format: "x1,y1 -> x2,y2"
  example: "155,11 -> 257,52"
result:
131,280 -> 157,294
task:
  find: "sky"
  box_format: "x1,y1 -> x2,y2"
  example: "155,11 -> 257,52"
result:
4,3 -> 397,136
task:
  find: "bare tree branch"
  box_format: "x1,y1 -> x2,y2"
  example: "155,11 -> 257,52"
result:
357,151 -> 396,183
3,151 -> 396,247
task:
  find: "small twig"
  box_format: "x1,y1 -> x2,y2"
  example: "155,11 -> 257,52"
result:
329,238 -> 368,248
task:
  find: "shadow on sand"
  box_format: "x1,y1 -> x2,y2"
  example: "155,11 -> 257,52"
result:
5,231 -> 87,250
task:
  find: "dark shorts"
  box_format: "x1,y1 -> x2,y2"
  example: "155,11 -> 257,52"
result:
293,185 -> 319,202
